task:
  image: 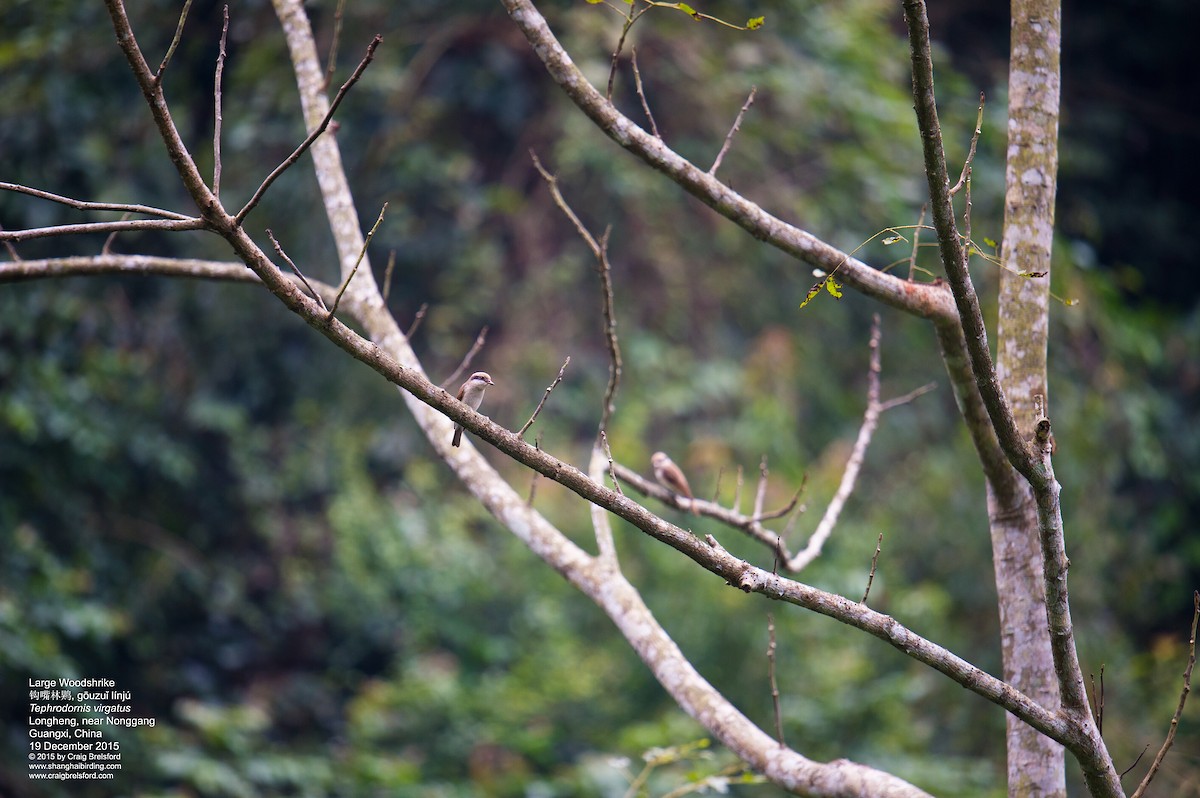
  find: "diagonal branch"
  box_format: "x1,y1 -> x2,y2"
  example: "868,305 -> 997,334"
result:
1130,590 -> 1199,798
709,85 -> 757,176
500,0 -> 956,323
901,0 -> 1036,487
786,314 -> 884,571
530,150 -> 623,434
234,34 -> 382,225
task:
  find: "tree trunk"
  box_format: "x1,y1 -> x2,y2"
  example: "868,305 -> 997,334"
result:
992,0 -> 1065,794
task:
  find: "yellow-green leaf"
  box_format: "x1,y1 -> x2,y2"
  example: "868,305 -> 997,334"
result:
747,16 -> 765,29
824,278 -> 843,299
881,235 -> 904,245
799,284 -> 821,309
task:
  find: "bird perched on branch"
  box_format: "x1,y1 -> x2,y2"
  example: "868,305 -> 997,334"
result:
452,371 -> 495,447
652,451 -> 694,511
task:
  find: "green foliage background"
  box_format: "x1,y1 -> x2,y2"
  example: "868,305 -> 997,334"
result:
1,0 -> 1197,795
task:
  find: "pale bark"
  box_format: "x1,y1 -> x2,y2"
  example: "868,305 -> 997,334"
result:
992,0 -> 1067,794
904,0 -> 1120,793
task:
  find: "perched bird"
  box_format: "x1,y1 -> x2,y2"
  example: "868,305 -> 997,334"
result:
651,451 -> 694,511
452,371 -> 495,447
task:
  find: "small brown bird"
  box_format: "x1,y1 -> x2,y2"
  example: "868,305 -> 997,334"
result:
452,371 -> 495,447
652,451 -> 694,511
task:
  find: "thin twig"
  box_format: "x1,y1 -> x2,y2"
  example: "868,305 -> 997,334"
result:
1131,590 -> 1200,797
767,612 -> 784,747
860,533 -> 884,604
753,482 -> 805,522
530,150 -> 622,433
267,229 -> 327,311
236,35 -> 382,225
711,466 -> 725,505
879,381 -> 937,412
963,166 -> 973,251
529,150 -> 600,251
732,465 -> 744,513
101,212 -> 132,255
630,47 -> 659,138
212,5 -> 229,197
327,201 -> 387,321
908,204 -> 926,281
1088,665 -> 1105,736
788,315 -> 884,571
948,92 -> 985,197
605,5 -> 650,101
0,218 -> 206,243
527,434 -> 542,506
0,223 -> 21,261
709,86 -> 757,176
382,249 -> 396,302
322,0 -> 349,91
1122,746 -> 1150,780
611,462 -> 803,558
441,326 -> 489,390
154,0 -> 195,84
600,431 -> 623,497
753,455 -> 769,519
518,356 -> 571,438
0,182 -> 192,220
405,302 -> 428,340
596,227 -> 622,433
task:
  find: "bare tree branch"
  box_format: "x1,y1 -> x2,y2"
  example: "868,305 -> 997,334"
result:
590,443 -> 620,565
948,92 -> 985,198
100,212 -> 131,255
0,254 -> 335,295
767,611 -> 784,746
0,218 -> 207,243
154,0 -> 194,83
902,0 -> 1036,485
267,229 -> 328,311
0,182 -> 194,221
441,326 -> 489,390
530,150 -> 624,434
404,301 -> 427,339
785,315 -> 883,570
382,250 -> 397,303
235,34 -> 382,226
1131,590 -> 1200,798
518,356 -> 571,438
904,2 -> 1119,794
0,223 -> 21,261
213,4 -> 229,197
321,0 -> 349,91
500,0 -> 957,322
860,533 -> 884,605
709,86 -> 757,176
629,47 -> 659,138
753,455 -> 770,519
328,201 -> 386,321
